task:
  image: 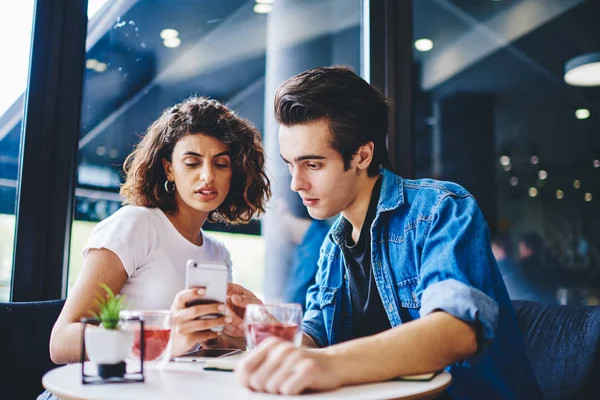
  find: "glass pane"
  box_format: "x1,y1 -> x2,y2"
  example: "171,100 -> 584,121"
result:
0,1 -> 35,301
413,0 -> 600,305
69,0 -> 361,305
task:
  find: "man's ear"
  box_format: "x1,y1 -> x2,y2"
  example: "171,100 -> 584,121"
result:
355,142 -> 374,171
162,158 -> 174,181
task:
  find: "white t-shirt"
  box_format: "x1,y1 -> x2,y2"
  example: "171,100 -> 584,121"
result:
82,206 -> 232,310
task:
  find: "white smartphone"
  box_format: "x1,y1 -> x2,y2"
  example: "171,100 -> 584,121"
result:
173,348 -> 242,363
185,259 -> 228,332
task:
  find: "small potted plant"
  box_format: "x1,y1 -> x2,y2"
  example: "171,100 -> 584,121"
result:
84,284 -> 134,369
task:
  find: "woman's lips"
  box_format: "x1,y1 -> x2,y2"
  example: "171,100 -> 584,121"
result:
195,188 -> 218,201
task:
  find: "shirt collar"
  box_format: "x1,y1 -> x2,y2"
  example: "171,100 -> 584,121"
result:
329,169 -> 404,245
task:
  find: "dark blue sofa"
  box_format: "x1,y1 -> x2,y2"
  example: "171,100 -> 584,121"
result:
0,300 -> 65,399
512,300 -> 600,400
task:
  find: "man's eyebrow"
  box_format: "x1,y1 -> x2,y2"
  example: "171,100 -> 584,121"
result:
296,155 -> 326,162
280,154 -> 327,163
181,151 -> 231,157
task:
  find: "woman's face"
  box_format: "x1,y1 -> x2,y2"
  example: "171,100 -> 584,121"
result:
163,133 -> 232,214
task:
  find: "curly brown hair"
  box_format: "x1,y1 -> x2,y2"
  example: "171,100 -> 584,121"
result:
120,96 -> 271,224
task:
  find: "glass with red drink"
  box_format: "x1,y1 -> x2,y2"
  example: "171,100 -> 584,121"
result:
244,303 -> 302,350
120,310 -> 173,369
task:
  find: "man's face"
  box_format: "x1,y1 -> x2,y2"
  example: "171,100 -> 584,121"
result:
279,119 -> 359,220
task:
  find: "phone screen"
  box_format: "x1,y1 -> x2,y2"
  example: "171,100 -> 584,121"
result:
174,348 -> 241,362
189,349 -> 237,358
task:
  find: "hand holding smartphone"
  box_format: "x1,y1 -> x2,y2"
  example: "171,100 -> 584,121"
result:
185,260 -> 229,332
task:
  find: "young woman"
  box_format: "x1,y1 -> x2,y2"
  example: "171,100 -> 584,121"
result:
50,96 -> 270,363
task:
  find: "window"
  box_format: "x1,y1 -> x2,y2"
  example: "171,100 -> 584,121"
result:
413,0 -> 600,305
0,0 -> 35,301
68,0 -> 362,302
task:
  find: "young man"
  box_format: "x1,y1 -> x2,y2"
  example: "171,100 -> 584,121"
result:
236,66 -> 542,399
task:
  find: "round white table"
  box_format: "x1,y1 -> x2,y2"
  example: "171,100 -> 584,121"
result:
43,362 -> 451,400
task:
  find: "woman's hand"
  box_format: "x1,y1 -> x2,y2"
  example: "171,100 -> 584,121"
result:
170,288 -> 232,356
223,283 -> 263,338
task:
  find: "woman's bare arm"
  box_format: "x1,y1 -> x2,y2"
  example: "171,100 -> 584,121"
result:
49,248 -> 128,364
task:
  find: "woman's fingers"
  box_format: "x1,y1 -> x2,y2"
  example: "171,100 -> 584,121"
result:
223,321 -> 245,338
227,283 -> 263,303
226,301 -> 245,323
186,330 -> 220,344
229,294 -> 262,308
227,282 -> 246,297
177,315 -> 229,335
173,302 -> 225,322
172,287 -> 208,310
172,285 -> 260,340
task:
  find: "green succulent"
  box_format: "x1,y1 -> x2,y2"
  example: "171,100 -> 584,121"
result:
90,283 -> 127,330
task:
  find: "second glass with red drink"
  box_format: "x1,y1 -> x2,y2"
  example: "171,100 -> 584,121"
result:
244,303 -> 303,350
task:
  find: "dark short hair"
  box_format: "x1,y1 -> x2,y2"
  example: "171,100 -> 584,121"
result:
274,66 -> 391,176
120,96 -> 271,224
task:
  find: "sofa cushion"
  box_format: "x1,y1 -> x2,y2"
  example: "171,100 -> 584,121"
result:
512,300 -> 600,400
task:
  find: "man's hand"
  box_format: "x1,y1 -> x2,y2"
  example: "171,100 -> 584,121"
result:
223,283 -> 263,338
235,337 -> 343,395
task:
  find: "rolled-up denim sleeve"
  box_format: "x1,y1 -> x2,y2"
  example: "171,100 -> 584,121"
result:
302,251 -> 328,348
417,194 -> 499,365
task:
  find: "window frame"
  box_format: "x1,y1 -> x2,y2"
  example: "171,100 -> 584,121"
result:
11,0 -> 89,301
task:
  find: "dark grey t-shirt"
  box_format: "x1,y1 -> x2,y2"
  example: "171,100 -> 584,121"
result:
342,177 -> 391,339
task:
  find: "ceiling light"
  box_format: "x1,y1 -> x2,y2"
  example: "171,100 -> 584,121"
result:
255,0 -> 274,3
415,39 -> 434,52
538,170 -> 548,180
594,159 -> 600,168
96,146 -> 106,156
509,177 -> 518,186
556,190 -> 564,200
573,180 -> 581,189
564,52 -> 600,87
253,4 -> 272,13
86,59 -> 98,69
575,109 -> 590,120
500,155 -> 510,166
94,62 -> 107,73
585,193 -> 593,202
530,155 -> 539,165
160,29 -> 179,40
163,38 -> 181,48
528,187 -> 538,198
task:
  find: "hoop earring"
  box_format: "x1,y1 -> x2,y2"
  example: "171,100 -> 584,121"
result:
164,180 -> 175,194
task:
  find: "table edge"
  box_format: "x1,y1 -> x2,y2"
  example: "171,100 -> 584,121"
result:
43,364 -> 452,400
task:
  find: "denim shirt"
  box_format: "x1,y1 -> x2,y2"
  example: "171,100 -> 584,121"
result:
303,169 -> 543,400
